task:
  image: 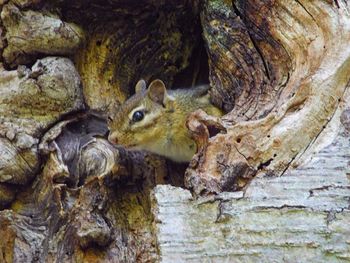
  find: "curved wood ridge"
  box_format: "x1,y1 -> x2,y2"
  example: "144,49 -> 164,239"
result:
186,0 -> 350,194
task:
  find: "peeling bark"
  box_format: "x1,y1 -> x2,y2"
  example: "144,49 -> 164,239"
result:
153,104 -> 350,261
0,0 -> 349,262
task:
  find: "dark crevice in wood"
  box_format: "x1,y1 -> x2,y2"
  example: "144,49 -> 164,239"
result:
257,158 -> 273,170
334,0 -> 341,8
231,1 -> 271,81
294,0 -> 317,23
0,7 -> 8,69
171,20 -> 208,89
279,154 -> 297,177
65,1 -> 201,98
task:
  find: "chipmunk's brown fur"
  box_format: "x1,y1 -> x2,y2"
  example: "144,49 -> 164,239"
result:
108,79 -> 223,162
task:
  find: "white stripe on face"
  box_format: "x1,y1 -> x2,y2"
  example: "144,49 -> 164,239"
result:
128,105 -> 146,121
128,104 -> 161,130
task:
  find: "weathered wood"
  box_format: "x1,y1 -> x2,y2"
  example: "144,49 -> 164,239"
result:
186,0 -> 350,194
203,0 -> 291,115
70,0 -> 201,112
152,101 -> 350,261
1,3 -> 84,68
0,113 -> 173,262
0,57 -> 84,207
0,0 -> 349,262
0,1 -> 193,261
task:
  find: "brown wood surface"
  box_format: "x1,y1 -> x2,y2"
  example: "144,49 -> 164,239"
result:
0,0 -> 349,262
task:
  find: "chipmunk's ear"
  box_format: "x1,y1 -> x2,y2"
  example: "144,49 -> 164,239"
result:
148,79 -> 167,105
135,79 -> 147,93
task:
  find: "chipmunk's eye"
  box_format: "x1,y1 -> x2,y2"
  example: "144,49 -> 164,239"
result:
132,110 -> 144,122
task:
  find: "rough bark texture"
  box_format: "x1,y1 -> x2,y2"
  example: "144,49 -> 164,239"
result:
69,0 -> 201,113
0,0 -> 349,262
0,57 -> 84,204
185,0 -> 350,194
153,91 -> 350,262
2,2 -> 84,68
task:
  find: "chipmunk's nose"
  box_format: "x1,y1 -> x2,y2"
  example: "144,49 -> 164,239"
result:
108,132 -> 118,144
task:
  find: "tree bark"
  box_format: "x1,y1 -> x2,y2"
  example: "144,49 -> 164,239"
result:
153,98 -> 350,262
0,0 -> 349,262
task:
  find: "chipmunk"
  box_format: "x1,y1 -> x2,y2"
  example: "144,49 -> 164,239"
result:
108,79 -> 223,162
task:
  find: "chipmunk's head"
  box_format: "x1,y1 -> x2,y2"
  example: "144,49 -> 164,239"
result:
108,79 -> 174,152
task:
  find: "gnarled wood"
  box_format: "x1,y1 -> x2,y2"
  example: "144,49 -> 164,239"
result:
186,0 -> 350,194
0,57 -> 84,207
0,0 -> 349,262
70,0 -> 201,112
153,99 -> 350,261
1,3 -> 84,68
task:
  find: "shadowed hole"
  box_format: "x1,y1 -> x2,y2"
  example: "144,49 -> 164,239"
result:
257,158 -> 273,170
208,125 -> 222,138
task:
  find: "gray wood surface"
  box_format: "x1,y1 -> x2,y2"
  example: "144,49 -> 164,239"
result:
152,103 -> 350,262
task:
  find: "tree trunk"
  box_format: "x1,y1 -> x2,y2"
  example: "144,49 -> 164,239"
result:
0,0 -> 349,262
